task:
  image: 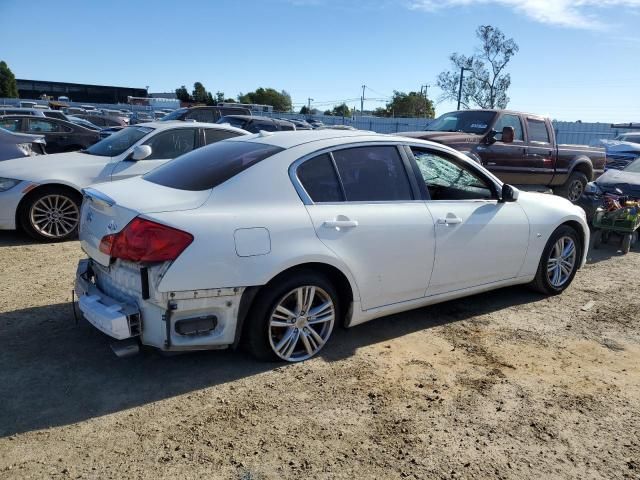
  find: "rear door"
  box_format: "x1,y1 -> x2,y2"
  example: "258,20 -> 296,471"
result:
110,127 -> 200,181
297,144 -> 435,310
409,146 -> 529,296
478,113 -> 527,183
524,117 -> 555,185
26,118 -> 72,153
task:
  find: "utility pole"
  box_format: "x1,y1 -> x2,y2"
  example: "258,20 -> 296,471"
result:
361,84 -> 366,115
457,67 -> 468,110
421,84 -> 430,118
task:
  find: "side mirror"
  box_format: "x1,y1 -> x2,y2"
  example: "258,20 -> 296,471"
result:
501,184 -> 519,203
130,145 -> 152,161
501,126 -> 515,144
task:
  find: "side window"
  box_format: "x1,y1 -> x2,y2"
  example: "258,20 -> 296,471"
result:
188,109 -> 215,123
279,122 -> 295,131
248,121 -> 277,133
493,114 -> 524,142
297,153 -> 344,203
332,146 -> 413,202
411,148 -> 495,200
27,119 -> 61,133
204,129 -> 241,145
0,118 -> 21,131
143,128 -> 197,160
527,119 -> 550,143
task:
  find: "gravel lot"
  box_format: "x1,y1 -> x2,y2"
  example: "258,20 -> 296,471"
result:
0,231 -> 638,479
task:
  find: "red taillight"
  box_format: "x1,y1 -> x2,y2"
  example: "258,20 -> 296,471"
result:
99,217 -> 193,263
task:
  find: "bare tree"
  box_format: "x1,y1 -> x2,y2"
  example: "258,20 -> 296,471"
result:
437,25 -> 519,109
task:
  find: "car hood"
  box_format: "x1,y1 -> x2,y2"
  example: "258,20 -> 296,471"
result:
398,131 -> 483,145
595,168 -> 640,197
0,151 -> 109,182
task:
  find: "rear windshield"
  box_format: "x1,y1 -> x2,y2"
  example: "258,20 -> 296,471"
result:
143,140 -> 284,191
159,108 -> 188,121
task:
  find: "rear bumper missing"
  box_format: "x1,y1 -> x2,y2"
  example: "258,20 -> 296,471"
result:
74,258 -> 246,352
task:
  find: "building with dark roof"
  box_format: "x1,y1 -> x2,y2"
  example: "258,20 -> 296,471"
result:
16,79 -> 147,103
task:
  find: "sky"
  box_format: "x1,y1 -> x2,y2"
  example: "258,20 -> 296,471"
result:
1,0 -> 640,122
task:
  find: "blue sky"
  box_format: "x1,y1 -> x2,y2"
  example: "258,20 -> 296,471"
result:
1,0 -> 639,122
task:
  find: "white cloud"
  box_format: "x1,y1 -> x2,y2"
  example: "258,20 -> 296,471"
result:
409,0 -> 640,29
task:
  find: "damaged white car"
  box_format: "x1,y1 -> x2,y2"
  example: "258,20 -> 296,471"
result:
75,130 -> 589,361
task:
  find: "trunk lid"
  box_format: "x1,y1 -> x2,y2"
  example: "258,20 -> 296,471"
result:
79,177 -> 210,266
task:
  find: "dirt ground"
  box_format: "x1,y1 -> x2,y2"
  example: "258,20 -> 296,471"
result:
0,230 -> 638,480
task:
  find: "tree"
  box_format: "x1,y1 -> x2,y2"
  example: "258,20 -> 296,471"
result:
205,92 -> 215,106
215,91 -> 225,104
0,61 -> 18,98
374,91 -> 434,118
192,82 -> 208,104
437,25 -> 519,109
323,109 -> 332,116
238,87 -> 292,112
331,103 -> 351,117
299,105 -> 310,115
175,85 -> 191,102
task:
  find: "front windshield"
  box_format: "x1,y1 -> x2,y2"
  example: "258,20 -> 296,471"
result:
625,158 -> 640,173
84,126 -> 153,156
159,108 -> 188,121
426,111 -> 496,134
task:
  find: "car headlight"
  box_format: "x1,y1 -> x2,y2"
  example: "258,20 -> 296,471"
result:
0,178 -> 21,192
584,182 -> 601,195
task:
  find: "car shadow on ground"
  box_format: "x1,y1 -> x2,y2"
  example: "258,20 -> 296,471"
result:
0,286 -> 543,437
0,230 -> 40,247
586,238 -> 639,265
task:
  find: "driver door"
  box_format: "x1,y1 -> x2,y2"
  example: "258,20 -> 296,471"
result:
477,113 -> 527,184
110,128 -> 199,181
409,147 -> 529,296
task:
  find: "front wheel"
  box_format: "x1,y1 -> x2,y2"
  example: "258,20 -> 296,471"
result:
19,187 -> 81,242
244,271 -> 340,362
530,225 -> 582,295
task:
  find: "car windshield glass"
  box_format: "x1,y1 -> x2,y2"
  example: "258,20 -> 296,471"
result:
84,126 -> 153,156
426,111 -> 496,134
159,108 -> 188,121
144,141 -> 283,191
624,158 -> 640,173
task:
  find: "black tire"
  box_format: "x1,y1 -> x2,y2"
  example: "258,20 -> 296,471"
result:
244,270 -> 340,362
19,186 -> 81,242
554,171 -> 589,203
592,230 -> 602,249
621,234 -> 632,254
530,225 -> 582,295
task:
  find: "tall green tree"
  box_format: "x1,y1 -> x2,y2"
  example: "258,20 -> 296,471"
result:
331,103 -> 351,117
192,82 -> 208,104
238,87 -> 292,112
0,61 -> 18,98
175,85 -> 191,102
299,105 -> 310,115
374,91 -> 434,118
437,25 -> 519,109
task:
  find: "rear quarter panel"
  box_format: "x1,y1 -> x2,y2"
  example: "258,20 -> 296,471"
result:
153,144 -> 361,300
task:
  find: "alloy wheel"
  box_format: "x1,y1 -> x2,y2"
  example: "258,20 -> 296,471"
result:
546,236 -> 577,288
567,180 -> 584,202
268,285 -> 335,362
29,194 -> 79,239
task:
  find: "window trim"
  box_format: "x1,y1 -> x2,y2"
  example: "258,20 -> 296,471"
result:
405,143 -> 502,201
290,142 -> 422,205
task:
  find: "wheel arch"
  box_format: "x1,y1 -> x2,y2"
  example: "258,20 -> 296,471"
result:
568,157 -> 593,180
232,261 -> 357,348
559,218 -> 589,268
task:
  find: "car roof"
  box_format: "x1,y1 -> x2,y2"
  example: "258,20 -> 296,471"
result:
227,129 -> 439,150
134,121 -> 248,134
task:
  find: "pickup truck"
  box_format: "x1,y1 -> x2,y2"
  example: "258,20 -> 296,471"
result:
401,109 -> 606,202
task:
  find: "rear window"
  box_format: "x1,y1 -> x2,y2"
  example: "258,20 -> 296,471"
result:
144,141 -> 283,191
527,119 -> 550,143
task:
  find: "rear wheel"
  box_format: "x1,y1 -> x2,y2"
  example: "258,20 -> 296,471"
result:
621,234 -> 632,254
554,172 -> 588,203
244,271 -> 339,362
19,186 -> 81,242
530,225 -> 582,295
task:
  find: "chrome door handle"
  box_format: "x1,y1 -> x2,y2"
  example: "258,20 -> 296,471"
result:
323,219 -> 358,229
436,215 -> 463,226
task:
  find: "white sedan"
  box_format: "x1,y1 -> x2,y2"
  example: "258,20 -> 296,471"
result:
0,121 -> 248,241
75,130 -> 589,362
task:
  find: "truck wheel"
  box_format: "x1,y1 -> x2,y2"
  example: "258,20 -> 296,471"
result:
592,230 -> 602,249
554,172 -> 588,203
